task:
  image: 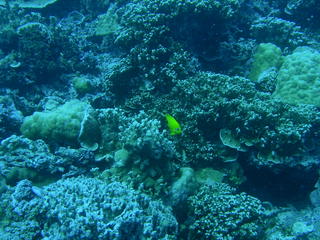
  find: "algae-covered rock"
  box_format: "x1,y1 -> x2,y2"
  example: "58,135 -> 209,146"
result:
219,128 -> 247,152
170,167 -> 197,206
0,176 -> 7,193
94,5 -> 119,36
194,168 -> 225,185
1,134 -> 98,182
5,167 -> 37,185
310,179 -> 320,207
72,76 -> 93,94
113,148 -> 130,167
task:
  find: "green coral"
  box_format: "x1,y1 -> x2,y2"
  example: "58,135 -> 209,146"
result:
273,46 -> 320,106
72,76 -> 93,94
249,43 -> 283,82
21,100 -> 100,149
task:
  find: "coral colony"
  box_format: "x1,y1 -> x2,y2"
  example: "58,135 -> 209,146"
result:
0,0 -> 320,239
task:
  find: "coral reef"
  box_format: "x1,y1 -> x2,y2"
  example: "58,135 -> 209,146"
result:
188,183 -> 267,240
250,17 -> 308,49
110,0 -> 242,94
0,176 -> 178,240
0,95 -> 23,140
0,0 -> 59,9
167,72 -> 320,167
96,109 -> 177,194
0,135 -> 97,183
265,207 -> 320,240
0,0 -> 320,239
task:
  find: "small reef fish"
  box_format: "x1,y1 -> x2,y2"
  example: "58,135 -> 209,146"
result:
165,113 -> 182,135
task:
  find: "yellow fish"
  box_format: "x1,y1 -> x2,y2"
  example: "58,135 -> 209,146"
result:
165,114 -> 182,135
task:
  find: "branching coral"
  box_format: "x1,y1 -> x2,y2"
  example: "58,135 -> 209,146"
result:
188,183 -> 266,240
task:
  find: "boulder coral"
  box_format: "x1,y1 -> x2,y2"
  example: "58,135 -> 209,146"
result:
273,46 -> 320,106
21,99 -> 100,150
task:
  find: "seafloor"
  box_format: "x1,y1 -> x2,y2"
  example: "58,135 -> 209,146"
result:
0,0 -> 320,239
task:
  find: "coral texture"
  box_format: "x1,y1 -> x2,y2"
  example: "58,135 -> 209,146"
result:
1,176 -> 178,240
188,183 -> 266,240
